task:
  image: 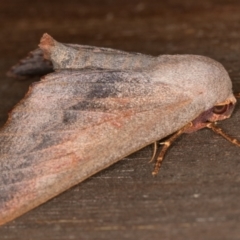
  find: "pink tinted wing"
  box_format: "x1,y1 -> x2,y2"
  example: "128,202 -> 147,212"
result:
0,69 -> 193,224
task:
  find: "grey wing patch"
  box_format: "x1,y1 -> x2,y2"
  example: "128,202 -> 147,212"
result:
7,34 -> 157,79
7,48 -> 53,79
40,34 -> 157,71
66,43 -> 138,55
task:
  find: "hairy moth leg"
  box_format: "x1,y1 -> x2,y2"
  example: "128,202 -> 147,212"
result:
151,121 -> 240,176
152,123 -> 193,176
207,123 -> 240,147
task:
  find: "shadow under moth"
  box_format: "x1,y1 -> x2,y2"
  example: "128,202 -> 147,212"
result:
0,33 -> 239,225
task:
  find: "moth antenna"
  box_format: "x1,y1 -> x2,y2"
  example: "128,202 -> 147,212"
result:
206,123 -> 240,147
149,142 -> 158,163
152,123 -> 192,176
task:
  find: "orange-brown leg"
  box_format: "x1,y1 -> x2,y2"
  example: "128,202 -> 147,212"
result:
152,123 -> 192,176
151,121 -> 240,176
206,122 -> 240,147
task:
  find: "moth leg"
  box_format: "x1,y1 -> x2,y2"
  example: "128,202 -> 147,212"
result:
206,123 -> 240,147
149,142 -> 158,163
152,123 -> 192,176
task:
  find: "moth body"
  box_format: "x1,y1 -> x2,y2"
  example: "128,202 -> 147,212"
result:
0,33 -> 236,225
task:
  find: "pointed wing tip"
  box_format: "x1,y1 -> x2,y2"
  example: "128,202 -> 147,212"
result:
6,63 -> 31,80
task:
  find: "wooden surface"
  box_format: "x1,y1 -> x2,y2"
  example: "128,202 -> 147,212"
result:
1,0 -> 240,239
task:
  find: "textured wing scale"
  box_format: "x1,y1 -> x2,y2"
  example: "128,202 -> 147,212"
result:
0,69 -> 193,224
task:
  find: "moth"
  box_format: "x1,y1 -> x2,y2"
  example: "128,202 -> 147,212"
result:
0,33 -> 239,225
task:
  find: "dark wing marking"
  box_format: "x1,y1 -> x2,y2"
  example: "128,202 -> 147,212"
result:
7,48 -> 53,79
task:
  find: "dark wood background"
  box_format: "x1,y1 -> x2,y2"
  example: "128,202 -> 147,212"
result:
1,0 -> 240,239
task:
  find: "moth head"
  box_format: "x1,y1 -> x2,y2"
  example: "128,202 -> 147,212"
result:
207,98 -> 236,122
186,98 -> 236,133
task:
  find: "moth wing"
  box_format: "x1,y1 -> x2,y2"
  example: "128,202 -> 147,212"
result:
7,42 -> 131,79
7,48 -> 53,79
7,43 -> 150,79
40,34 -> 156,71
0,69 -> 196,224
8,33 -> 156,79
